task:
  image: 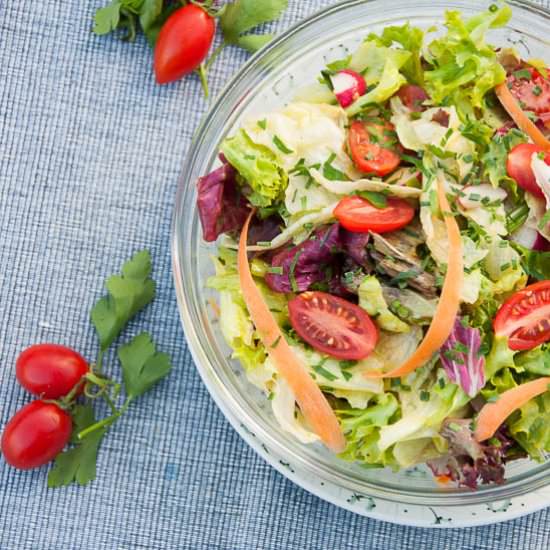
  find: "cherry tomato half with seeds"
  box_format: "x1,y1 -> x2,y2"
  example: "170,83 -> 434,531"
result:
506,143 -> 549,199
494,280 -> 550,351
1,401 -> 72,470
348,120 -> 402,177
397,84 -> 429,112
334,195 -> 415,234
288,291 -> 378,360
507,67 -> 550,115
16,344 -> 88,399
154,4 -> 215,85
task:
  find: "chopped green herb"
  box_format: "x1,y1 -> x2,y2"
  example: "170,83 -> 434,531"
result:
322,153 -> 349,181
289,249 -> 303,293
420,390 -> 430,402
272,135 -> 293,154
513,69 -> 532,81
267,266 -> 284,275
257,119 -> 267,130
356,190 -> 388,209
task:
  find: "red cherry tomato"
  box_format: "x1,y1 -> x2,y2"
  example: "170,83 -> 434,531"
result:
334,195 -> 415,234
507,67 -> 550,115
348,120 -> 402,176
397,84 -> 429,111
1,401 -> 72,469
154,4 -> 215,85
16,344 -> 88,399
288,291 -> 378,360
494,280 -> 550,351
506,143 -> 549,199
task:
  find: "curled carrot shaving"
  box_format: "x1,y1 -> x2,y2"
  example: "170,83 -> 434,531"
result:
367,176 -> 463,378
474,377 -> 550,442
238,212 -> 346,453
495,83 -> 550,150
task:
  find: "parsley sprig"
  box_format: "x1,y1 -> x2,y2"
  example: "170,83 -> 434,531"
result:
47,250 -> 172,488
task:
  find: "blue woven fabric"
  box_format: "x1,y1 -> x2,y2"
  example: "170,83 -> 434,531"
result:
1,1 -> 550,548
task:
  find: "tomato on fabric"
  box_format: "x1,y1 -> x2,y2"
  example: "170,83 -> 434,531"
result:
348,120 -> 401,176
334,195 -> 415,234
16,344 -> 88,399
494,280 -> 550,351
507,67 -> 550,116
288,291 -> 378,360
397,85 -> 429,112
154,4 -> 215,85
506,143 -> 549,199
1,401 -> 72,470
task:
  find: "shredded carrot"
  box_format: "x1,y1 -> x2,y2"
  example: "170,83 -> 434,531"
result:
367,177 -> 463,379
495,83 -> 550,150
474,377 -> 550,442
238,212 -> 346,453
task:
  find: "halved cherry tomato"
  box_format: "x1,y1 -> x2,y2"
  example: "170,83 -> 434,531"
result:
334,195 -> 415,234
506,143 -> 549,198
507,67 -> 550,115
16,344 -> 88,399
494,280 -> 550,351
1,401 -> 72,469
348,120 -> 401,176
397,85 -> 429,112
154,4 -> 215,85
288,291 -> 378,360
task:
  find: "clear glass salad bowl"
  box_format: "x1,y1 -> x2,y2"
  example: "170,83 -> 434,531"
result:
172,0 -> 550,513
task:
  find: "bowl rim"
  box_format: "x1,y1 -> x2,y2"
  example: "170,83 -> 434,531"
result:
172,0 -> 550,508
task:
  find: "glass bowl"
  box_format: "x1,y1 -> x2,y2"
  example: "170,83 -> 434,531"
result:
172,0 -> 550,514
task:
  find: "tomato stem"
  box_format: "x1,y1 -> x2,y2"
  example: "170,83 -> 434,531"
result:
204,42 -> 225,71
197,63 -> 209,98
77,397 -> 132,440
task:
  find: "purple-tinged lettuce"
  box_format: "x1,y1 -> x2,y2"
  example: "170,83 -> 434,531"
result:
264,224 -> 341,293
197,159 -> 250,242
427,418 -> 514,489
440,318 -> 486,398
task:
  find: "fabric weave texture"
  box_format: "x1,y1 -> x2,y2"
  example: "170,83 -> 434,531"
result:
1,1 -> 549,549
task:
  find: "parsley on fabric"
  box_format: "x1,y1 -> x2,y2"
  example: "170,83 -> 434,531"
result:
91,249 -> 155,352
47,250 -> 172,488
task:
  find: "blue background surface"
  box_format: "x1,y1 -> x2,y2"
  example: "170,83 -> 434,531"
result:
1,1 -> 549,548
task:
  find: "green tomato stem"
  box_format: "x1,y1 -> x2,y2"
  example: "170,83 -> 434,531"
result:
197,63 -> 209,98
77,398 -> 132,440
204,42 -> 226,71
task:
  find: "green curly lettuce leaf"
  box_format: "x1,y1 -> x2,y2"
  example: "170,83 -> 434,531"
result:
220,130 -> 288,207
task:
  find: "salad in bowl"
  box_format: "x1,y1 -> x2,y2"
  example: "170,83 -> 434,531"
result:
194,3 -> 550,490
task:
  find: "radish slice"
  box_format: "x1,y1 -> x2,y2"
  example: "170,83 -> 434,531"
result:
331,69 -> 366,108
511,225 -> 550,251
458,184 -> 507,210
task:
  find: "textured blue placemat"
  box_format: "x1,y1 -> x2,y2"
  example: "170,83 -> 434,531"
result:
1,1 -> 549,549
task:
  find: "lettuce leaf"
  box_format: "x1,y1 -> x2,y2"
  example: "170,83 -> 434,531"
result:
337,393 -> 400,467
207,249 -> 286,372
349,41 -> 410,84
378,368 -> 469,452
440,318 -> 485,398
367,23 -> 425,85
482,350 -> 550,462
346,47 -> 408,116
358,276 -> 410,333
424,5 -> 511,108
220,129 -> 287,207
507,392 -> 550,461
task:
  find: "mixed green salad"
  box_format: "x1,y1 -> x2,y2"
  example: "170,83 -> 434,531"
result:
196,3 -> 550,489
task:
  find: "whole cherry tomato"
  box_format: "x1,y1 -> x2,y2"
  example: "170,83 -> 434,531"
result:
16,344 -> 88,399
1,401 -> 72,469
154,4 -> 215,84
